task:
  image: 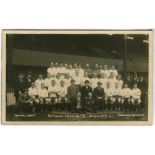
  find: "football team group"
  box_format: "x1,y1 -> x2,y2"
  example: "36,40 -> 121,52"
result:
14,62 -> 147,113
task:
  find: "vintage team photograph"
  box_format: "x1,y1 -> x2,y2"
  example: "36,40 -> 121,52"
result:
1,30 -> 153,125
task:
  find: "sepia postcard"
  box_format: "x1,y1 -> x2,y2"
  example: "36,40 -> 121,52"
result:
1,30 -> 153,125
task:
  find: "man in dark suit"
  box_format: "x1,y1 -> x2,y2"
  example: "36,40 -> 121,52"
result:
80,80 -> 93,112
93,81 -> 105,111
137,75 -> 147,110
14,73 -> 26,102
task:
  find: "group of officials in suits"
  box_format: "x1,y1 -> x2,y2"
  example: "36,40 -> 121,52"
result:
14,62 -> 147,113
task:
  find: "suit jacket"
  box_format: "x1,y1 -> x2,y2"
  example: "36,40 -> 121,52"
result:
80,86 -> 93,98
93,87 -> 105,98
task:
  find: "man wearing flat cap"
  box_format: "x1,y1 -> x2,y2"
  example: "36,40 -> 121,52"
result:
80,80 -> 93,112
94,81 -> 105,111
67,79 -> 79,112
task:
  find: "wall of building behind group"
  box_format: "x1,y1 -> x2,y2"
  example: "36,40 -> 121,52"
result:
12,49 -> 148,72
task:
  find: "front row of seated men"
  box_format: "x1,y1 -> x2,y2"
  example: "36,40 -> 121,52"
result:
15,79 -> 142,113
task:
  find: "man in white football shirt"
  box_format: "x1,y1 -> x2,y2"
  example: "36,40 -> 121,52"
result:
116,74 -> 123,89
112,82 -> 122,111
57,80 -> 68,111
98,73 -> 108,89
120,84 -> 131,111
100,65 -> 110,78
90,73 -> 99,90
81,71 -> 90,86
77,64 -> 84,77
35,74 -> 45,90
107,72 -> 117,89
44,73 -> 52,88
37,82 -> 48,112
104,81 -> 113,111
74,69 -> 82,88
47,61 -> 56,77
131,83 -> 141,111
109,65 -> 118,78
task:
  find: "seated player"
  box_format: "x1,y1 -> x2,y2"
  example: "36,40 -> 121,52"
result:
15,89 -> 32,113
67,79 -> 79,112
99,73 -> 108,89
90,73 -> 99,90
48,79 -> 59,111
107,72 -> 117,89
44,73 -> 52,88
37,83 -> 48,112
84,92 -> 95,113
28,82 -> 38,112
35,74 -> 45,90
116,74 -> 123,89
57,80 -> 68,111
55,73 -> 62,86
124,74 -> 133,89
104,81 -> 113,111
112,82 -> 122,111
64,73 -> 72,87
120,84 -> 131,111
93,81 -> 105,111
131,83 -> 141,112
109,65 -> 118,78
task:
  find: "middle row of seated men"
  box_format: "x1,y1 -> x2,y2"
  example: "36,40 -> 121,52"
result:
25,76 -> 141,113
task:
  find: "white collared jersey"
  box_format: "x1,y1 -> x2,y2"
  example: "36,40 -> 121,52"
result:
81,77 -> 91,86
112,88 -> 122,96
98,78 -> 108,89
64,78 -> 71,87
78,68 -> 84,77
68,69 -> 75,78
57,85 -> 67,97
38,88 -> 48,98
121,88 -> 131,98
116,79 -> 123,89
90,78 -> 99,89
107,78 -> 117,89
74,76 -> 82,85
47,67 -> 56,76
44,78 -> 52,87
55,78 -> 61,86
28,87 -> 38,97
100,70 -> 110,78
48,85 -> 59,97
109,69 -> 118,78
35,79 -> 45,90
131,88 -> 141,99
104,87 -> 113,97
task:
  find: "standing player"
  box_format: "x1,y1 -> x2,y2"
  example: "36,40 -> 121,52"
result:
77,64 -> 84,77
131,83 -> 141,112
104,81 -> 113,111
84,63 -> 92,78
109,65 -> 118,78
47,62 -> 56,77
81,72 -> 91,86
108,72 -> 117,89
98,73 -> 108,89
74,69 -> 82,88
68,64 -> 75,78
90,73 -> 99,90
101,65 -> 110,78
120,84 -> 131,111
